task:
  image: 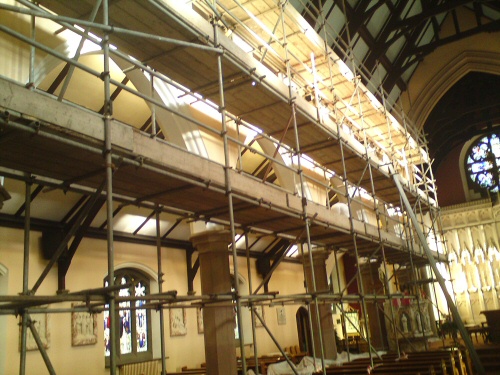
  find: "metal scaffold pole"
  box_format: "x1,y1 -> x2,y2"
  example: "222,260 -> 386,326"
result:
407,219 -> 430,351
391,166 -> 486,375
352,234 -> 374,365
28,7 -> 35,87
298,243 -> 318,368
156,207 -> 167,375
279,2 -> 326,373
212,3 -> 247,372
102,1 -> 117,374
245,231 -> 261,375
332,247 -> 351,360
19,180 -> 31,375
366,151 -> 400,357
27,313 -> 56,375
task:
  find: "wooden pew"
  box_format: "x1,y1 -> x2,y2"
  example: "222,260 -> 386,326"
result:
180,366 -> 206,374
119,359 -> 161,375
371,360 -> 448,374
473,346 -> 500,374
315,349 -> 461,375
320,359 -> 448,375
239,354 -> 285,374
120,362 -> 207,375
382,350 -> 462,375
319,364 -> 445,375
283,345 -> 308,364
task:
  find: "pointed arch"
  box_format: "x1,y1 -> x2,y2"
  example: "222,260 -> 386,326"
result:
408,50 -> 500,128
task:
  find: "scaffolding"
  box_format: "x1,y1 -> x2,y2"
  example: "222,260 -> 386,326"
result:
0,0 -> 483,374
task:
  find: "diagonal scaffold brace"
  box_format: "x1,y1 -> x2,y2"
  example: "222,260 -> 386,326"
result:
390,165 -> 485,375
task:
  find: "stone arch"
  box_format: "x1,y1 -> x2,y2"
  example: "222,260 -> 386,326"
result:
409,50 -> 500,129
114,262 -> 158,287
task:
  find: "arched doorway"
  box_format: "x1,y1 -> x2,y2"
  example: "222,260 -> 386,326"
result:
296,306 -> 312,355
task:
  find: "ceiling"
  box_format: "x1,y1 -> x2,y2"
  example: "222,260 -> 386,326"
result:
295,0 -> 500,105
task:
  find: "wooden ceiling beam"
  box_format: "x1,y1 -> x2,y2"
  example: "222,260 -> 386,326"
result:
301,0 -> 327,27
390,0 -> 472,33
361,0 -> 409,73
331,0 -> 407,94
405,19 -> 500,61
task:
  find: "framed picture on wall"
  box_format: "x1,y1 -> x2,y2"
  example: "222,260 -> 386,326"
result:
276,306 -> 286,325
71,305 -> 98,346
19,312 -> 50,351
169,308 -> 187,336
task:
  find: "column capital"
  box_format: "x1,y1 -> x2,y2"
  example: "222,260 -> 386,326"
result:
299,249 -> 330,266
190,230 -> 231,255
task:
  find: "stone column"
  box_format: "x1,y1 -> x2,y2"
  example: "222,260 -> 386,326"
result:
302,250 -> 337,359
190,230 -> 237,375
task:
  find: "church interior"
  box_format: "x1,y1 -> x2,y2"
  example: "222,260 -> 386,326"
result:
0,1 -> 499,374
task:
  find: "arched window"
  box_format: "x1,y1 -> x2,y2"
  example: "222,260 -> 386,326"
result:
104,268 -> 152,364
465,133 -> 500,192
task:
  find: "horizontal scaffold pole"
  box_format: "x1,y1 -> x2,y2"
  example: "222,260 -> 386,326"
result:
0,2 -> 223,54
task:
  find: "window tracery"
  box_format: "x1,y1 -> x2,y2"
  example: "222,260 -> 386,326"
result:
466,133 -> 500,192
104,268 -> 152,363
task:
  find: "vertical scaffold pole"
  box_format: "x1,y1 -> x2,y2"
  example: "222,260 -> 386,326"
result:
19,180 -> 31,375
366,159 -> 399,356
298,243 -> 318,364
102,1 -> 117,373
211,4 -> 247,372
333,247 -> 351,360
407,218 -> 429,351
29,11 -> 35,86
318,3 -> 356,359
338,0 -> 374,363
352,234 -> 374,366
279,2 -> 327,372
245,231 -> 260,375
156,207 -> 167,375
150,71 -> 157,137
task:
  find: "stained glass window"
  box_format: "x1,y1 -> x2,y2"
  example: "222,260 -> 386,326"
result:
466,134 -> 500,192
104,269 -> 152,364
